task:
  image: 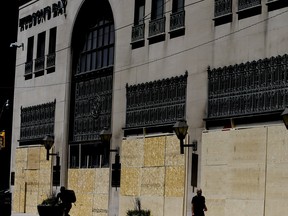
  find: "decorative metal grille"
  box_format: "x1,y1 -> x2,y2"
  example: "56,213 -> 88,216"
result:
238,0 -> 261,11
34,56 -> 45,72
25,61 -> 33,75
20,100 -> 56,142
46,53 -> 56,69
207,54 -> 288,119
132,24 -> 145,43
170,10 -> 185,31
149,16 -> 166,38
214,0 -> 232,17
126,72 -> 187,128
73,75 -> 112,142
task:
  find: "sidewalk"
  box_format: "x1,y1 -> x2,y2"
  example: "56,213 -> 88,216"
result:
11,213 -> 38,216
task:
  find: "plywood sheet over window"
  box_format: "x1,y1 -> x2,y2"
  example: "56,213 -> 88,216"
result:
120,134 -> 185,216
27,147 -> 40,170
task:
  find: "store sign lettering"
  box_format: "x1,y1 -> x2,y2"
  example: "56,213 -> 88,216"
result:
19,0 -> 67,32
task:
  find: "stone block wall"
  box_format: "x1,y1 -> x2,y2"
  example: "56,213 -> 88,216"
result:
201,125 -> 288,216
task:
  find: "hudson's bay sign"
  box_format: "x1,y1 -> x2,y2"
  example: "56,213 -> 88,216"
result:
19,0 -> 67,31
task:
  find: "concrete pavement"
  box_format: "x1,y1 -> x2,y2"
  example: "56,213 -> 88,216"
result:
11,213 -> 38,216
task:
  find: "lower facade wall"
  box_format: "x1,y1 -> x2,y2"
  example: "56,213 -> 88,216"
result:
13,126 -> 288,216
201,125 -> 288,216
12,134 -> 185,216
12,145 -> 111,216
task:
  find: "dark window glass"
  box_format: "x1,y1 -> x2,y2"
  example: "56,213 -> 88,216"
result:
172,0 -> 184,13
77,144 -> 109,168
134,0 -> 145,25
103,48 -> 108,67
48,27 -> 57,54
92,30 -> 98,49
77,19 -> 114,74
27,37 -> 34,62
37,31 -> 46,58
91,52 -> 97,69
87,32 -> 92,50
108,47 -> 114,66
80,55 -> 86,72
98,28 -> 103,48
151,0 -> 164,19
109,25 -> 115,44
70,145 -> 79,168
86,53 -> 91,71
97,50 -> 102,68
104,26 -> 110,46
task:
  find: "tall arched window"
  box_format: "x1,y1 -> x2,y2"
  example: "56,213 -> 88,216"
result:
69,1 -> 114,169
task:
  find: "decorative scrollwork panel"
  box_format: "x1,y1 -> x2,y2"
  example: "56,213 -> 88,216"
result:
20,100 -> 56,143
72,75 -> 112,142
126,72 -> 187,128
208,54 -> 288,119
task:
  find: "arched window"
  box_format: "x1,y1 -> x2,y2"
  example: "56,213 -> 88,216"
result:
69,1 -> 114,169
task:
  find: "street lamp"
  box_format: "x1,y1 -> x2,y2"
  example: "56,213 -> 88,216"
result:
42,135 -> 57,160
99,127 -> 112,143
173,119 -> 197,154
99,127 -> 120,153
281,107 -> 288,129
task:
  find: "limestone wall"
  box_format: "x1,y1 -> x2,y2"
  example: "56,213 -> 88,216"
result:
201,125 -> 288,216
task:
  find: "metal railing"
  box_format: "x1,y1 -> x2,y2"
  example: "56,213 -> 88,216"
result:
46,53 -> 56,69
25,61 -> 33,75
238,0 -> 261,11
214,0 -> 232,17
131,23 -> 145,43
170,10 -> 185,31
149,16 -> 166,38
34,56 -> 45,72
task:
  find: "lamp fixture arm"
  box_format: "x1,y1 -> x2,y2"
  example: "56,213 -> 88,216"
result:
0,100 -> 9,121
180,140 -> 197,154
110,146 -> 120,154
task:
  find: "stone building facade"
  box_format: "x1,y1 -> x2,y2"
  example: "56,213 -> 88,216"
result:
10,0 -> 288,216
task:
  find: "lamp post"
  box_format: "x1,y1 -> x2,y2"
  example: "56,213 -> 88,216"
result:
173,119 -> 197,154
99,127 -> 121,188
42,135 -> 56,160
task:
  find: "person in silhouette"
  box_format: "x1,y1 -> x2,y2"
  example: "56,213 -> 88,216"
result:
191,188 -> 207,216
56,186 -> 72,216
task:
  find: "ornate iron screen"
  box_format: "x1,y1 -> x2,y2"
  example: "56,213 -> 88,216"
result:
19,100 -> 56,145
72,75 -> 112,142
207,54 -> 288,119
126,72 -> 187,129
